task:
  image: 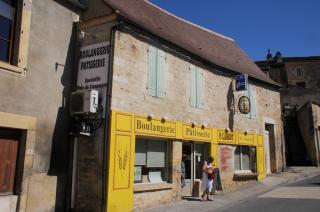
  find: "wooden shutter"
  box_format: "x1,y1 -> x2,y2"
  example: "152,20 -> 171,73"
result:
190,64 -> 197,107
157,49 -> 166,98
148,45 -> 157,96
0,130 -> 19,194
196,69 -> 204,108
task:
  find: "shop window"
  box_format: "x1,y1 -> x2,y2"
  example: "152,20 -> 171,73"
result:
234,146 -> 256,172
148,45 -> 166,98
134,138 -> 168,184
0,0 -> 17,63
245,84 -> 257,119
190,64 -> 204,108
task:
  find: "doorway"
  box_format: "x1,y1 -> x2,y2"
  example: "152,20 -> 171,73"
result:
181,142 -> 207,197
264,131 -> 271,174
265,124 -> 276,173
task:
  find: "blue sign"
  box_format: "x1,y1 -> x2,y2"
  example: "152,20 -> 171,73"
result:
235,74 -> 248,91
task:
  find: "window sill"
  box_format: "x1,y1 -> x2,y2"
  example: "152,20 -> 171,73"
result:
134,182 -> 173,192
0,61 -> 25,75
234,170 -> 258,180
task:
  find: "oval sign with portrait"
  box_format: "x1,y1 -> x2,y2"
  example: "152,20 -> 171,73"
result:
238,96 -> 250,114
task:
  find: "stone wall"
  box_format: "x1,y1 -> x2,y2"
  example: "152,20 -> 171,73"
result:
285,60 -> 320,89
74,20 -> 116,211
111,29 -> 283,174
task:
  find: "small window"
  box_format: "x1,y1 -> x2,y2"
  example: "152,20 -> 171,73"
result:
0,0 -> 17,63
296,82 -> 306,88
190,64 -> 204,108
296,67 -> 303,77
134,138 -> 169,184
234,146 -> 256,172
148,45 -> 166,98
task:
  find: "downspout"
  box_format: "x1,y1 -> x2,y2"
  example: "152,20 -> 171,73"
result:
102,20 -> 122,212
69,21 -> 81,211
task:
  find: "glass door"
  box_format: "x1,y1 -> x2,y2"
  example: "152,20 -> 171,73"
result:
181,142 -> 207,197
181,142 -> 193,196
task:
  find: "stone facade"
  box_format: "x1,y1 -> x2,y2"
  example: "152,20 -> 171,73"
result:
110,29 -> 283,209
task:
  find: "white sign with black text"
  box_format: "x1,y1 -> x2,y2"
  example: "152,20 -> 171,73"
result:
77,42 -> 110,115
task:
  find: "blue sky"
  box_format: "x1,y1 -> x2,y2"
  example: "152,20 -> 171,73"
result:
150,0 -> 320,61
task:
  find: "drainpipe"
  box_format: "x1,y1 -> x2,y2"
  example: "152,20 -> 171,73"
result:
102,21 -> 122,212
69,22 -> 81,211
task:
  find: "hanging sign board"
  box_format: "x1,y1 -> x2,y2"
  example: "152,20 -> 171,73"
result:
77,42 -> 110,115
235,74 -> 248,91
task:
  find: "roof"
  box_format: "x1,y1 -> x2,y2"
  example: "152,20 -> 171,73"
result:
256,56 -> 320,64
104,0 -> 278,86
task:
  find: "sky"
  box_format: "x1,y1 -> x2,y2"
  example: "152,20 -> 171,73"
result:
150,0 -> 320,61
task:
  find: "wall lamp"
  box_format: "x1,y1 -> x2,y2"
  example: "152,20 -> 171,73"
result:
147,114 -> 154,121
201,123 -> 207,129
161,117 -> 167,123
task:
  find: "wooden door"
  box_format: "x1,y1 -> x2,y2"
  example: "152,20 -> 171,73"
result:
0,129 -> 20,194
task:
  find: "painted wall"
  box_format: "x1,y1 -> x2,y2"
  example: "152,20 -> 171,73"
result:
0,0 -> 78,211
111,29 -> 283,173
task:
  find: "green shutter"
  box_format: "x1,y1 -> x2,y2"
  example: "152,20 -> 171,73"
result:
249,86 -> 257,119
190,65 -> 197,107
196,69 -> 204,108
157,49 -> 166,98
148,45 -> 157,96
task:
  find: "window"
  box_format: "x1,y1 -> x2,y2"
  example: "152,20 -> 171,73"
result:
296,67 -> 303,77
296,82 -> 306,88
134,138 -> 168,184
234,146 -> 256,172
148,45 -> 166,98
190,64 -> 204,108
245,84 -> 257,119
0,0 -> 17,63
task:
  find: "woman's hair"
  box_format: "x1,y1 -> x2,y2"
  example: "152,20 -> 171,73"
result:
207,156 -> 214,163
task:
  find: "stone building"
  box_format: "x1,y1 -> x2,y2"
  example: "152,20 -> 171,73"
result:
0,0 -> 80,211
73,0 -> 284,211
0,1 -> 285,212
256,55 -> 320,166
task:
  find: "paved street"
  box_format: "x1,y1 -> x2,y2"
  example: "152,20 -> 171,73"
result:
143,167 -> 320,212
220,174 -> 320,212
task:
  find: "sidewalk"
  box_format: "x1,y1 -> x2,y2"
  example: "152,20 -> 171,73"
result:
142,166 -> 320,212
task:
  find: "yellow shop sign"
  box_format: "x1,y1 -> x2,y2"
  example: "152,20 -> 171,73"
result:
134,116 -> 176,137
217,130 -> 236,143
182,125 -> 212,141
238,133 -> 255,145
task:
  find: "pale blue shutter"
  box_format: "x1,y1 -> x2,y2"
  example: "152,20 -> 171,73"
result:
157,49 -> 166,98
196,69 -> 204,108
249,86 -> 257,119
148,45 -> 157,96
245,84 -> 251,118
190,65 -> 197,107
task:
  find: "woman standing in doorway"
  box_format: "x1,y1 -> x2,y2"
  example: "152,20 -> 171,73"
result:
201,156 -> 214,201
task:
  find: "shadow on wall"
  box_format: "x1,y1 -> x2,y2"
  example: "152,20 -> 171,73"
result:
227,81 -> 234,130
48,22 -> 77,212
